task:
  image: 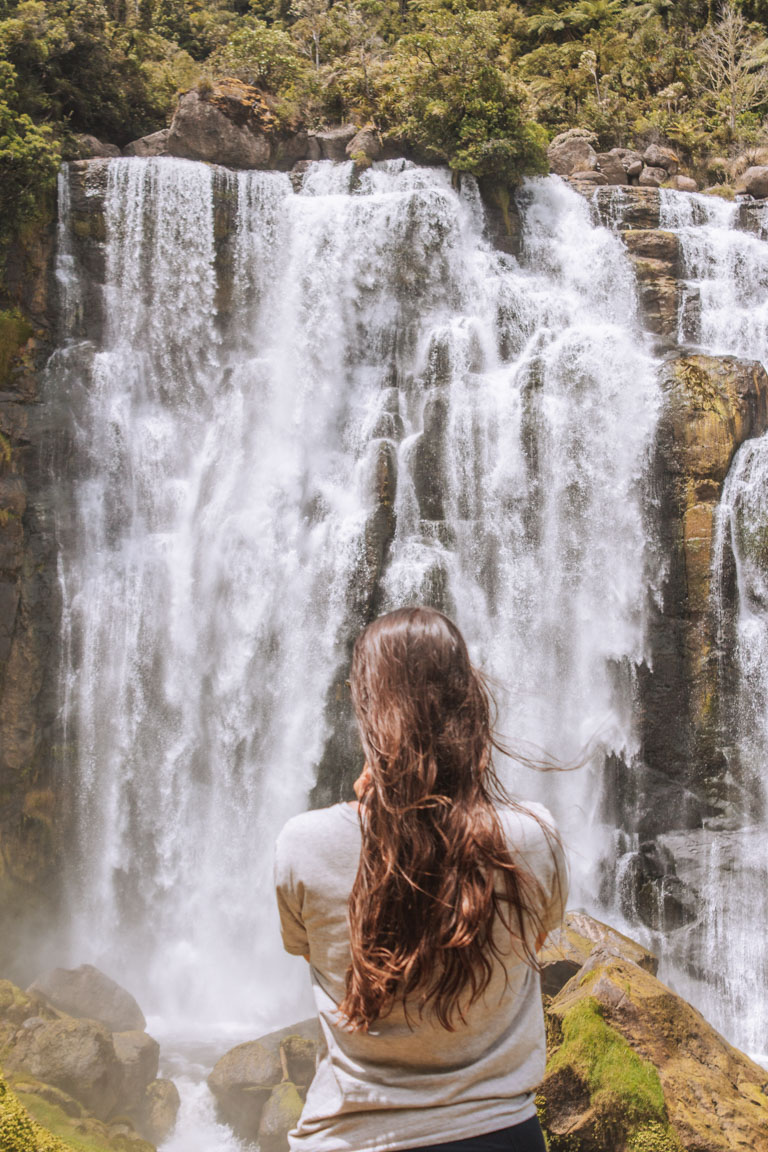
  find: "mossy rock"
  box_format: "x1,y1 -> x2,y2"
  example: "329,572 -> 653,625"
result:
0,310 -> 34,390
540,952 -> 768,1151
12,1075 -> 154,1152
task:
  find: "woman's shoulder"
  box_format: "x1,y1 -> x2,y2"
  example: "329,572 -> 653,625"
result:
275,803 -> 360,863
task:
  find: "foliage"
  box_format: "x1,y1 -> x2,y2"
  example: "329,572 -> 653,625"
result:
382,2 -> 548,180
5,0 -> 768,255
0,1074 -> 69,1152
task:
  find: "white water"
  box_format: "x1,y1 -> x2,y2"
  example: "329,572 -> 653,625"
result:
53,161 -> 660,1055
661,189 -> 768,1061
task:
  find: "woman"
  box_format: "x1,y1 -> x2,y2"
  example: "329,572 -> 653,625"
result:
274,606 -> 567,1152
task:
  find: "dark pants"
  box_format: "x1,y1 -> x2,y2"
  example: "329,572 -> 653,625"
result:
399,1115 -> 547,1152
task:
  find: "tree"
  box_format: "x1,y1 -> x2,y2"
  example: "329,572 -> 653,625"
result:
697,0 -> 768,137
383,4 -> 547,182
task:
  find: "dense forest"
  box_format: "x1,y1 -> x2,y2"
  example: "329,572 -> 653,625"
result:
3,0 -> 768,249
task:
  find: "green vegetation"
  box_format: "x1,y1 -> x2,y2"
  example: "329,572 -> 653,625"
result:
0,1073 -> 70,1152
544,995 -> 682,1151
4,0 -> 768,248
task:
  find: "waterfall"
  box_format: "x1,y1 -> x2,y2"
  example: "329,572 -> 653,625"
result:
660,189 -> 768,1061
53,159 -> 659,1039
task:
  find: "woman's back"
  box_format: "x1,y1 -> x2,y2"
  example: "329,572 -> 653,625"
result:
275,797 -> 567,1152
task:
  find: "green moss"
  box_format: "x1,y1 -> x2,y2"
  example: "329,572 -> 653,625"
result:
547,996 -> 681,1151
0,310 -> 34,390
17,1089 -> 151,1152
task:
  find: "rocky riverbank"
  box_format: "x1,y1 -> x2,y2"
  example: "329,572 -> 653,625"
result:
0,965 -> 179,1151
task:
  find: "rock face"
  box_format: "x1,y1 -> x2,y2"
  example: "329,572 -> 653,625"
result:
28,965 -> 146,1032
642,355 -> 768,831
622,228 -> 680,350
208,1018 -> 319,1145
0,194 -> 61,980
539,950 -> 768,1151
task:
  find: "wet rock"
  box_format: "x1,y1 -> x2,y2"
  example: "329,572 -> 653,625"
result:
123,130 -> 170,158
639,164 -> 669,188
73,134 -> 121,159
643,143 -> 679,174
208,1019 -> 319,1142
112,1030 -> 159,1114
259,1082 -> 304,1152
737,165 -> 768,198
540,910 -> 657,997
593,186 -> 661,229
28,964 -> 146,1032
2,1016 -> 123,1120
309,124 -> 358,162
644,356 -> 768,819
167,81 -> 275,169
622,228 -> 680,271
547,130 -> 598,176
621,228 -> 681,350
141,1077 -> 180,1144
346,126 -> 382,164
477,179 -> 522,257
539,952 -> 768,1151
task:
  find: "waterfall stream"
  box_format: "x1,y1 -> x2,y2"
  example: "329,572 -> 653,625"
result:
53,159 -> 659,1049
658,190 -> 768,1060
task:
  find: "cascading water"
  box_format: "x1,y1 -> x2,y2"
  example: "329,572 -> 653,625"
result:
55,160 -> 660,1015
659,189 -> 768,1060
52,157 -> 660,1137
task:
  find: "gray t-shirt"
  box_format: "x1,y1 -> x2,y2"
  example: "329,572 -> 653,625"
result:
274,800 -> 567,1152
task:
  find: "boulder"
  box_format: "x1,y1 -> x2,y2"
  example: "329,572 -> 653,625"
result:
141,1077 -> 180,1144
167,81 -> 274,169
622,150 -> 644,178
596,151 -> 628,185
671,174 -> 698,192
208,1019 -> 319,1142
2,1016 -> 123,1120
308,124 -> 358,162
540,911 -> 657,997
258,1082 -> 304,1152
27,964 -> 146,1032
548,130 -> 598,176
539,951 -> 768,1151
73,134 -> 121,159
737,164 -> 768,198
123,130 -> 170,158
112,1030 -> 159,1115
639,165 -> 669,188
346,126 -> 382,164
643,143 -> 679,174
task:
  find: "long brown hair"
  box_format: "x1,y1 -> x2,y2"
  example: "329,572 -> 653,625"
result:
339,605 -> 559,1032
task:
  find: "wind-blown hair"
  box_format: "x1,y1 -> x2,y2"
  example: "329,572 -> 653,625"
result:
339,605 -> 559,1033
